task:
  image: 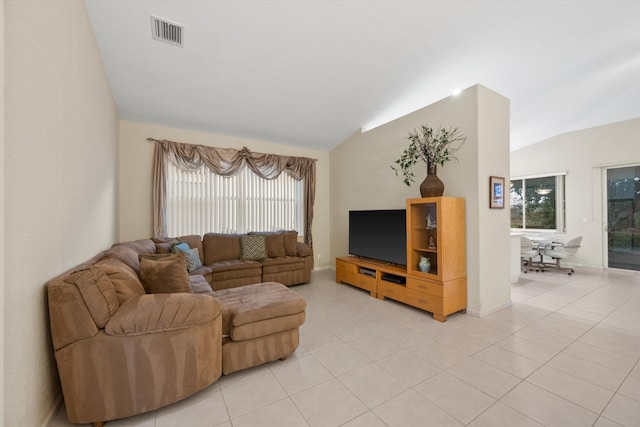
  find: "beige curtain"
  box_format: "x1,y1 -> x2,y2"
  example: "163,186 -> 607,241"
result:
150,138 -> 316,247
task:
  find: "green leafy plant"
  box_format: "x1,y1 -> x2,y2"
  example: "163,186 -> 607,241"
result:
391,125 -> 465,186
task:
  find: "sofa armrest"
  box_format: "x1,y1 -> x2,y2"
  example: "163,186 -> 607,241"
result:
105,293 -> 221,336
48,281 -> 99,350
296,242 -> 313,257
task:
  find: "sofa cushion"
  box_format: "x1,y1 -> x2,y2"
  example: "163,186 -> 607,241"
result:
281,231 -> 298,256
209,259 -> 262,273
212,282 -> 306,334
296,242 -> 312,257
203,233 -> 241,264
118,239 -> 156,256
101,244 -> 143,274
249,232 -> 286,258
105,293 -> 220,336
240,235 -> 268,260
189,275 -> 214,295
231,312 -> 305,341
189,265 -> 213,276
140,254 -> 192,294
261,256 -> 304,274
154,238 -> 178,254
93,258 -> 146,304
68,268 -> 120,328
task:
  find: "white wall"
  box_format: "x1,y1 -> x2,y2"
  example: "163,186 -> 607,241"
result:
3,1 -> 119,425
510,118 -> 640,268
118,120 -> 331,269
330,84 -> 511,316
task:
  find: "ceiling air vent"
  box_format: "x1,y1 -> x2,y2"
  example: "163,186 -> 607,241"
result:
150,15 -> 184,47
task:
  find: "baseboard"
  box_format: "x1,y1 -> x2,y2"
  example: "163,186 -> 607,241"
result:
43,394 -> 63,427
466,300 -> 513,318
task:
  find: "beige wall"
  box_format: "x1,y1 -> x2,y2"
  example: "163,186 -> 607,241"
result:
511,117 -> 640,268
0,0 -> 6,422
330,85 -> 511,316
118,120 -> 331,269
3,2 -> 119,426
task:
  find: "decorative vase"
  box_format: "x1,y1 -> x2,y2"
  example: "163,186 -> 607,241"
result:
419,164 -> 444,197
418,255 -> 431,273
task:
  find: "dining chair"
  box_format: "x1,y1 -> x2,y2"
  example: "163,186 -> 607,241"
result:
520,236 -> 541,273
542,236 -> 582,275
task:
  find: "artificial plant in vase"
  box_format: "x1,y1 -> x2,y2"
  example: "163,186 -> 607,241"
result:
391,125 -> 465,197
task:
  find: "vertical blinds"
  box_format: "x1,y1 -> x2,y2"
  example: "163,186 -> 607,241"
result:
166,162 -> 303,236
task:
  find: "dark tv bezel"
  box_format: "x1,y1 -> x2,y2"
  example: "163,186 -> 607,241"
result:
348,209 -> 407,266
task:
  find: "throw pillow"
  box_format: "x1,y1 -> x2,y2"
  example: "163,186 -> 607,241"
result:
171,242 -> 191,253
139,253 -> 192,294
139,253 -> 172,261
241,235 -> 268,260
170,243 -> 203,272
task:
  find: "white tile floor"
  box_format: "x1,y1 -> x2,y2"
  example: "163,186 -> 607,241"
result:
49,267 -> 640,427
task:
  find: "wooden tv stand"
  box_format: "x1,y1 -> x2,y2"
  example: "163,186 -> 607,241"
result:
335,256 -> 406,297
336,197 -> 467,322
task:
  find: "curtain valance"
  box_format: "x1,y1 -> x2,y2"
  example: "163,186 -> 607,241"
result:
149,138 -> 316,247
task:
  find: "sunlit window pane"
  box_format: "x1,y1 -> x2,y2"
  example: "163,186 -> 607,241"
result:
510,179 -> 523,228
525,176 -> 556,229
166,164 -> 303,237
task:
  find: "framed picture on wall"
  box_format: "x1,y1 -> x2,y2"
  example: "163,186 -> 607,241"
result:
490,176 -> 505,209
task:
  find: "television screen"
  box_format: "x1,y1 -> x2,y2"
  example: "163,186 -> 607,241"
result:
349,209 -> 407,266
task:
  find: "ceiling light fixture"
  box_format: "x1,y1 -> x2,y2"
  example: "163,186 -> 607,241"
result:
535,188 -> 552,195
452,88 -> 462,96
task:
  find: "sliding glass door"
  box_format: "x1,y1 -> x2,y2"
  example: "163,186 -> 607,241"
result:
607,165 -> 640,271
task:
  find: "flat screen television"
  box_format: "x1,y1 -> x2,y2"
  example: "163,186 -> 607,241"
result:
349,209 -> 407,266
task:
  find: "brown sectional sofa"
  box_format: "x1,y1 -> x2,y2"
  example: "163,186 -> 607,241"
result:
47,233 -> 309,426
153,231 -> 313,289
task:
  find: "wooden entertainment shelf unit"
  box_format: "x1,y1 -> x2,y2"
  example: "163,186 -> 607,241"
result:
336,197 -> 466,322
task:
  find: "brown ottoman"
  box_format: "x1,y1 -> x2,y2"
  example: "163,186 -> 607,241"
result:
212,282 -> 306,374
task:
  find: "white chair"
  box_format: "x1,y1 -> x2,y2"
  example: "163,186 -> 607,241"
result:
542,236 -> 582,275
520,236 -> 541,273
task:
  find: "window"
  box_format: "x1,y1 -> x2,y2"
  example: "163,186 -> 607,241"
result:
510,174 -> 565,231
166,162 -> 303,237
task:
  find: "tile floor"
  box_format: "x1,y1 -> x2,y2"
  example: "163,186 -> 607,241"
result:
49,267 -> 640,426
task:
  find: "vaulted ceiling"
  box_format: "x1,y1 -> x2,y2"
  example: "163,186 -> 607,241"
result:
85,0 -> 640,151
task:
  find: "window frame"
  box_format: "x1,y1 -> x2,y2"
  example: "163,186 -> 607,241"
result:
510,172 -> 566,233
